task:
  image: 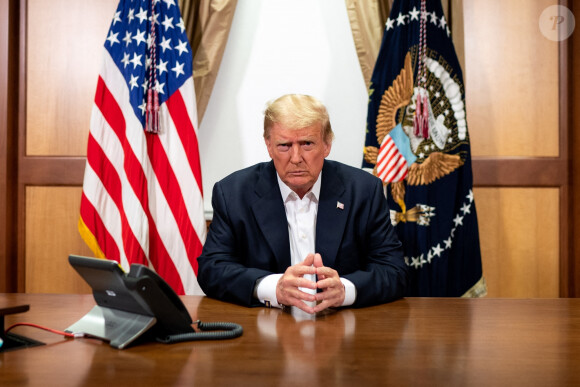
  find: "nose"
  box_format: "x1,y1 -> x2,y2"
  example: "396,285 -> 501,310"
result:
289,144 -> 303,164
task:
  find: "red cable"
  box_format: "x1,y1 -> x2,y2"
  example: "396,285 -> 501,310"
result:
5,322 -> 83,338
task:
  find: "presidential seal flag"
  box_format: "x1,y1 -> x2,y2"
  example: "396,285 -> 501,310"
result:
363,0 -> 486,297
78,0 -> 206,295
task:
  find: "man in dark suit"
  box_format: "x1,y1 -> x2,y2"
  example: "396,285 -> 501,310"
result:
197,94 -> 407,314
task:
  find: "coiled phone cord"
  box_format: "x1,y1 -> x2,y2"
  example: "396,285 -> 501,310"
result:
157,320 -> 243,343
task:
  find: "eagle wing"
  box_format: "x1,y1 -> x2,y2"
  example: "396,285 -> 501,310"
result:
407,152 -> 464,185
375,51 -> 414,144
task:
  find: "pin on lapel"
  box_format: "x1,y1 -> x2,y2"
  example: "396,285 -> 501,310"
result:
336,201 -> 344,210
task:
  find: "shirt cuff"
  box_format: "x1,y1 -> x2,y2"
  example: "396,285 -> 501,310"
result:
340,278 -> 356,307
255,274 -> 283,308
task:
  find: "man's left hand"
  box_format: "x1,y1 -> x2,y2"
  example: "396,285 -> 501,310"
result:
312,253 -> 345,312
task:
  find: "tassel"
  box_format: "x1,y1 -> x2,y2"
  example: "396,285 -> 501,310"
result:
420,92 -> 429,138
413,89 -> 430,139
146,88 -> 160,133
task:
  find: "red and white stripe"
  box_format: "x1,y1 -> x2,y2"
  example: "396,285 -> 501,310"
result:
79,49 -> 206,295
376,134 -> 408,183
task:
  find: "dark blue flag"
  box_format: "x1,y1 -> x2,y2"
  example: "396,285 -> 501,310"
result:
363,0 -> 486,297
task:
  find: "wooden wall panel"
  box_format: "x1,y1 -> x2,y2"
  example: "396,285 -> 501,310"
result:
475,187 -> 559,298
464,0 -> 559,157
25,0 -> 117,156
25,186 -> 93,293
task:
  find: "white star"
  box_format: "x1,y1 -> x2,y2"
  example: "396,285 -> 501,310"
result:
127,8 -> 135,23
138,100 -> 146,115
121,52 -> 130,68
409,7 -> 420,21
147,34 -> 154,49
154,80 -> 165,94
163,0 -> 176,8
461,203 -> 471,215
175,39 -> 188,56
106,31 -> 119,46
129,74 -> 139,90
177,17 -> 186,33
427,250 -> 434,263
444,237 -> 452,249
149,12 -> 159,26
453,214 -> 464,227
136,7 -> 148,24
158,59 -> 168,75
159,36 -> 172,52
432,244 -> 444,257
440,15 -> 447,29
122,31 -> 132,47
171,61 -> 185,77
130,53 -> 142,69
142,79 -> 149,93
396,13 -> 406,26
467,190 -> 474,202
161,15 -> 174,31
112,11 -> 122,25
133,30 -> 147,46
145,56 -> 152,69
430,12 -> 438,24
386,18 -> 395,31
411,256 -> 421,268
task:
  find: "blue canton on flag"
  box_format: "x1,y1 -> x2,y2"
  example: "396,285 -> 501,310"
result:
105,0 -> 191,126
363,0 -> 486,297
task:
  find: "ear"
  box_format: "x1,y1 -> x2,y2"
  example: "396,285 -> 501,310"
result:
323,140 -> 332,158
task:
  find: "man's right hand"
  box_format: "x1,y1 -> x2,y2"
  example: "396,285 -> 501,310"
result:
276,253 -> 318,314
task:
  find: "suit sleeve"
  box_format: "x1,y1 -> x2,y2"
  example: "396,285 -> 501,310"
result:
196,182 -> 272,307
342,178 -> 408,307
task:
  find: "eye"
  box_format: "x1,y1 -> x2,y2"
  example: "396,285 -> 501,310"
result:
302,141 -> 314,149
277,144 -> 290,151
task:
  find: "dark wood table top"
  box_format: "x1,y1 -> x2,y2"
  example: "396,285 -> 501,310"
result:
1,294 -> 579,386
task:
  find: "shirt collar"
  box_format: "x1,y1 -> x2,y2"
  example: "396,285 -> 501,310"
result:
276,171 -> 322,202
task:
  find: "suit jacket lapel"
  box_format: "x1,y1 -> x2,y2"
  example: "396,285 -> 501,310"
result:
316,161 -> 348,268
251,162 -> 291,272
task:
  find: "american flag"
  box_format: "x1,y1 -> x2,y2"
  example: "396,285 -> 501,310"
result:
376,134 -> 408,183
78,0 -> 206,295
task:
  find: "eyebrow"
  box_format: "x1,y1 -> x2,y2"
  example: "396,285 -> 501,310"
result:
275,136 -> 317,145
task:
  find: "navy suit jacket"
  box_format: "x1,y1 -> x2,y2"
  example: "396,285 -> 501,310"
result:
197,160 -> 408,307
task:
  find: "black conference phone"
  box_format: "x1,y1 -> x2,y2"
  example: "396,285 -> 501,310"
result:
66,255 -> 242,349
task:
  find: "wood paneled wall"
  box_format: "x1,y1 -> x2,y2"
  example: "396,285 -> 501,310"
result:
0,0 -> 577,296
18,0 -> 117,293
464,0 -> 566,297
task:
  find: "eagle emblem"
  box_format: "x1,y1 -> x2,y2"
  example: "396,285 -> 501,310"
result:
364,51 -> 466,225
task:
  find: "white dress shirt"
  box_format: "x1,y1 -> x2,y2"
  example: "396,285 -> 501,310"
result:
255,172 -> 356,308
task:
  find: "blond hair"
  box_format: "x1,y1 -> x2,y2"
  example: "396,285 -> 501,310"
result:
263,94 -> 334,143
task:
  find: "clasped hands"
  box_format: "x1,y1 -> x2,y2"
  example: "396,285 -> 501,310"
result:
276,253 -> 345,314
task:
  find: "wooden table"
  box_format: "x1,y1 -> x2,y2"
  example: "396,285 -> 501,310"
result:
1,294 -> 579,386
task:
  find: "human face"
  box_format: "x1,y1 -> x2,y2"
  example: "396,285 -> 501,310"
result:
265,122 -> 331,198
